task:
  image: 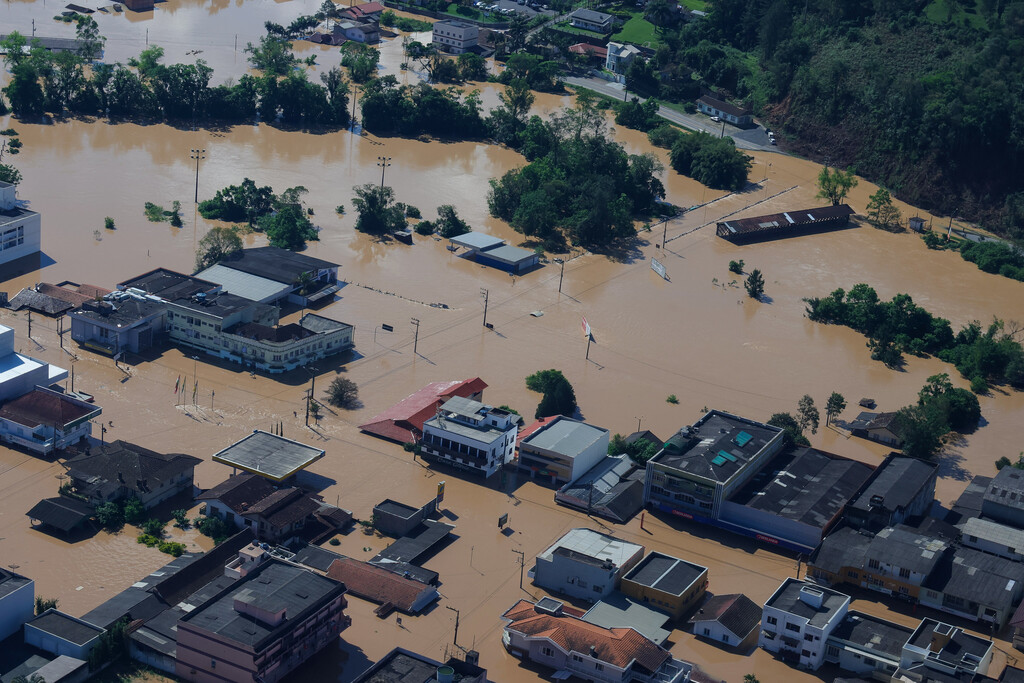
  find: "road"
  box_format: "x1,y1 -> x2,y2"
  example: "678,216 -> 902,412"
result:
564,75 -> 777,152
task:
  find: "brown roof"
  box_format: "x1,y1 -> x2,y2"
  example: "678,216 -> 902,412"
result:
569,42 -> 608,58
37,283 -> 105,306
866,412 -> 899,430
689,593 -> 762,640
697,95 -> 750,119
326,558 -> 431,613
718,204 -> 855,237
0,389 -> 99,429
359,378 -> 488,443
197,473 -> 278,513
502,599 -> 671,672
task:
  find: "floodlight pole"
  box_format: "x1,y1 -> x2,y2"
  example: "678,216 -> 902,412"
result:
555,258 -> 564,293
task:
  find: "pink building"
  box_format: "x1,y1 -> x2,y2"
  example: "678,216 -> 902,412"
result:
175,559 -> 349,683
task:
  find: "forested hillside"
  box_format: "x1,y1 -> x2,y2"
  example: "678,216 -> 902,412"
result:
639,0 -> 1024,238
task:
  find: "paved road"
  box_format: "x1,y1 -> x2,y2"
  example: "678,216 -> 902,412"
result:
563,75 -> 777,153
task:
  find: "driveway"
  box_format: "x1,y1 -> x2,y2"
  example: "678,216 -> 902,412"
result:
563,75 -> 777,153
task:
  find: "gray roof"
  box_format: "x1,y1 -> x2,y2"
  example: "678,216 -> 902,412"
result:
0,568 -> 31,601
352,647 -> 489,683
924,547 -> 1024,611
120,268 -> 217,300
521,417 -> 608,459
71,297 -> 165,328
8,288 -> 76,315
450,231 -> 504,251
765,579 -> 849,628
582,593 -> 672,645
848,455 -> 937,514
732,446 -> 874,529
211,430 -> 325,482
291,544 -> 346,573
0,34 -> 85,52
169,291 -> 256,319
477,244 -> 538,265
951,474 -> 990,523
299,312 -> 353,334
198,264 -> 296,302
963,517 -> 1024,550
27,611 -> 103,646
908,618 -> 992,667
217,247 -> 338,285
424,397 -> 512,444
371,520 -> 454,566
828,610 -> 913,661
867,525 -> 949,576
811,526 -> 873,575
622,552 -> 705,596
25,496 -> 94,533
556,455 -> 645,523
570,7 -> 613,23
984,467 -> 1024,510
650,410 -> 782,484
67,440 -> 201,500
537,528 -> 643,569
179,559 -> 344,651
689,593 -> 762,641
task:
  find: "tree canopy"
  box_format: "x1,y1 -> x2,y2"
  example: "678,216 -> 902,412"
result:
526,369 -> 578,419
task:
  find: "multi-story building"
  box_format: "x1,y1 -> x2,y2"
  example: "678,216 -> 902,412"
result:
517,416 -> 609,485
898,618 -> 993,680
644,410 -> 784,521
0,180 -> 41,267
0,386 -> 100,456
532,528 -> 644,601
983,466 -> 1024,528
844,454 -> 937,531
432,20 -> 479,54
605,42 -> 642,75
0,568 -> 34,641
221,313 -> 354,373
66,440 -> 201,509
620,552 -> 708,621
758,578 -> 850,670
920,547 -> 1024,627
823,610 -> 912,679
419,396 -> 517,477
962,516 -> 1024,562
501,597 -> 692,683
175,559 -> 349,683
352,648 -> 488,683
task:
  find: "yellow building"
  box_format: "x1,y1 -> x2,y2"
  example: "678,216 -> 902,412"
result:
620,552 -> 708,621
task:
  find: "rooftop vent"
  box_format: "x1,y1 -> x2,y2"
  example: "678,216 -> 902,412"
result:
798,585 -> 825,609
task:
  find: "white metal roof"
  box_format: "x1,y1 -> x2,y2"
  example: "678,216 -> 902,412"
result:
195,264 -> 291,303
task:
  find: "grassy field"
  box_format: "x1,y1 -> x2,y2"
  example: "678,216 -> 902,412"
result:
443,2 -> 506,24
552,20 -> 608,39
611,13 -> 660,47
681,0 -> 707,10
923,0 -> 988,28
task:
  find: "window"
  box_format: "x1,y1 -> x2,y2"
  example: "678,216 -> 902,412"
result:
766,616 -> 777,626
721,634 -> 729,643
801,650 -> 811,658
847,570 -> 859,579
785,623 -> 801,633
868,558 -> 880,570
572,654 -> 582,662
899,567 -> 911,579
803,634 -> 814,642
592,585 -> 602,593
211,661 -> 216,669
594,664 -> 603,672
703,628 -> 711,636
826,645 -> 840,658
542,646 -> 554,657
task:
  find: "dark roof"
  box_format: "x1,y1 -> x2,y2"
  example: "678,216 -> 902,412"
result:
352,647 -> 489,683
179,559 -> 345,651
689,594 -> 761,640
27,611 -> 103,646
218,247 -> 338,285
0,389 -> 99,430
8,288 -> 77,315
570,7 -> 613,23
1001,666 -> 1024,683
327,559 -> 434,613
26,496 -> 94,532
651,411 -> 782,484
0,568 -> 32,601
299,312 -> 351,334
811,526 -> 873,576
556,456 -> 646,523
372,520 -> 454,565
984,467 -> 1024,510
732,446 -> 874,529
197,473 -> 279,514
908,618 -> 992,668
765,579 -> 849,628
67,440 -> 200,498
374,499 -> 420,520
829,610 -> 913,661
924,547 -> 1024,611
291,544 -> 346,572
622,552 -> 705,596
868,525 -> 949,575
717,205 -> 855,238
119,268 -> 218,300
210,431 -> 324,482
848,454 -> 937,515
170,291 -> 256,319
624,430 -> 662,448
697,95 -> 750,118
226,321 -> 315,343
950,475 -> 990,524
72,297 -> 166,327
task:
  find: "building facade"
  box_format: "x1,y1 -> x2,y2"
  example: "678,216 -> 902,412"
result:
758,579 -> 850,671
533,528 -> 644,601
568,8 -> 614,32
66,441 -> 200,508
0,387 -> 100,456
620,552 -> 708,621
0,569 -> 34,641
688,594 -> 761,650
432,20 -> 479,54
696,95 -> 753,127
517,416 -> 609,485
0,181 -> 41,267
605,42 -> 641,74
419,396 -> 517,477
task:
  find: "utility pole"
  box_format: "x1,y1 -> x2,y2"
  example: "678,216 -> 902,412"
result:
636,416 -> 642,432
512,549 -> 524,589
27,309 -> 31,338
192,356 -> 199,406
58,315 -> 63,349
190,149 -> 206,203
585,333 -> 592,360
350,85 -> 359,131
555,258 -> 564,293
410,318 -> 420,355
305,366 -> 318,427
480,288 -> 489,328
445,605 -> 460,648
377,156 -> 392,188
662,219 -> 668,249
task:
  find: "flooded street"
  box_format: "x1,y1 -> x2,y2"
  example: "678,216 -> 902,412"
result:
2,0 -> 1024,680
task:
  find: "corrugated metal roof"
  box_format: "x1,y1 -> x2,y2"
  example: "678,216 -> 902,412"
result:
195,264 -> 291,303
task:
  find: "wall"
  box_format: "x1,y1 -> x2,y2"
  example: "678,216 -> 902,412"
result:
694,620 -> 746,649
621,568 -> 706,621
0,211 -> 41,266
718,500 -> 823,554
962,534 -> 1024,562
24,612 -> 102,660
534,553 -> 619,601
981,499 -> 1024,529
0,578 -> 34,641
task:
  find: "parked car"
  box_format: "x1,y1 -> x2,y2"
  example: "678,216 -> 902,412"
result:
710,116 -> 721,122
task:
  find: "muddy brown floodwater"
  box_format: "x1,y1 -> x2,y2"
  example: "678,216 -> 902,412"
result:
2,1 -> 1024,681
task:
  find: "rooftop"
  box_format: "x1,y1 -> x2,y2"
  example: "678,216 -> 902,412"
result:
556,455 -> 645,523
359,378 -> 487,443
570,7 -> 614,22
27,610 -> 104,646
924,547 -> 1024,611
521,416 -> 608,459
26,496 -> 95,533
731,446 -> 874,530
299,313 -> 352,334
326,558 -> 434,613
169,291 -> 257,319
211,430 -> 325,482
951,474 -> 991,524
650,410 -> 783,484
537,528 -> 643,570
765,578 -> 850,628
717,205 -> 855,238
119,268 -> 218,301
217,246 -> 338,285
67,440 -> 200,498
963,517 -> 1024,551
829,610 -> 914,661
810,526 -> 873,576
197,473 -> 279,513
194,263 -> 292,302
0,568 -> 31,601
351,647 -> 488,683
582,593 -> 672,645
180,559 -> 344,650
848,454 -> 937,515
0,387 -> 100,429
867,525 -> 949,576
450,231 -> 504,252
226,321 -> 315,344
908,618 -> 992,669
476,244 -> 538,265
372,520 -> 454,565
689,593 -> 762,641
72,296 -> 166,328
697,95 -> 751,118
622,552 -> 706,597
985,467 -> 1024,510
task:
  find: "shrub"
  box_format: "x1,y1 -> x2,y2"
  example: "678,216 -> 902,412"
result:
195,516 -> 233,544
415,220 -> 434,235
95,502 -> 123,529
970,375 -> 989,394
104,216 -> 115,230
728,259 -> 744,274
404,204 -> 422,219
325,377 -> 359,409
172,509 -> 190,528
666,394 -> 679,404
123,497 -> 145,525
158,541 -> 186,557
144,202 -> 165,222
141,517 -> 165,537
335,204 -> 346,215
329,537 -> 341,546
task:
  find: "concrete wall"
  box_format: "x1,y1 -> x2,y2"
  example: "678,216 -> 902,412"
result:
962,534 -> 1024,562
534,553 -> 620,602
0,211 -> 41,266
718,500 -> 823,553
981,499 -> 1024,529
0,577 -> 33,641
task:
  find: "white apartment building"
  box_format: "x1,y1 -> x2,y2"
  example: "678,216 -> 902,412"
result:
759,578 -> 850,670
432,20 -> 479,54
420,396 -> 517,477
0,181 -> 41,266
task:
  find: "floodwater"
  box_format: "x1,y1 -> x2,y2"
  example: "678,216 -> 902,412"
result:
2,0 -> 1024,681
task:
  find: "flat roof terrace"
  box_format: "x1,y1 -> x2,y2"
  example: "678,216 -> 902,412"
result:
651,410 -> 782,484
622,552 -> 706,597
211,430 -> 325,482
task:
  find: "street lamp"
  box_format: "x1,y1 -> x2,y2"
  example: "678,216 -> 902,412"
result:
190,149 -> 206,203
377,156 -> 392,188
304,365 -> 319,427
554,258 -> 565,294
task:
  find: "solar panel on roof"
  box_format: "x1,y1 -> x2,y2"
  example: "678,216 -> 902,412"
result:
712,455 -> 727,466
735,431 -> 753,447
718,450 -> 737,462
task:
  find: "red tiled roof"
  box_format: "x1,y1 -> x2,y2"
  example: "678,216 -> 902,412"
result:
516,416 -> 557,447
360,378 -> 487,443
326,558 -> 430,613
350,1 -> 385,15
0,389 -> 99,429
501,599 -> 671,671
569,42 -> 608,58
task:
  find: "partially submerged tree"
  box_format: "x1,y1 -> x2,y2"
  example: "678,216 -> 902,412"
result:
797,394 -> 820,434
825,392 -> 847,425
744,269 -> 765,299
816,166 -> 858,206
325,377 -> 359,409
526,369 -> 577,419
351,184 -> 406,235
195,226 -> 242,271
866,187 -> 902,231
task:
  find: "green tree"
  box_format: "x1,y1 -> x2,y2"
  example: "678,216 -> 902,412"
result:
245,35 -> 296,76
744,676 -> 760,683
0,164 -> 23,186
75,16 -> 106,62
0,32 -> 29,69
95,501 -> 123,530
506,13 -> 530,53
919,373 -> 954,403
815,166 -> 858,206
196,515 -> 233,544
894,403 -> 948,459
195,226 -> 242,271
42,49 -> 86,114
352,184 -> 407,235
825,391 -> 846,425
4,61 -> 46,118
35,596 -> 58,615
326,377 -> 359,409
866,188 -> 901,231
172,509 -> 189,528
141,517 -> 165,537
123,497 -> 145,525
526,369 -> 577,419
767,412 -> 810,446
797,395 -> 820,434
259,204 -> 318,250
436,204 -> 470,238
488,78 -> 534,147
744,268 -> 765,299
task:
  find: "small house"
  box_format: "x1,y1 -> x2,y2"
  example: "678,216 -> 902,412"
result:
568,8 -> 614,33
689,593 -> 761,650
606,42 -> 642,75
848,411 -> 902,446
696,95 -> 753,127
533,527 -> 644,601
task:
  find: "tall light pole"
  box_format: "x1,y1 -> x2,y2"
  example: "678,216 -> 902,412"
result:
554,258 -> 564,293
480,288 -> 489,328
305,365 -> 319,427
191,355 -> 199,406
190,149 -> 206,203
377,156 -> 392,188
